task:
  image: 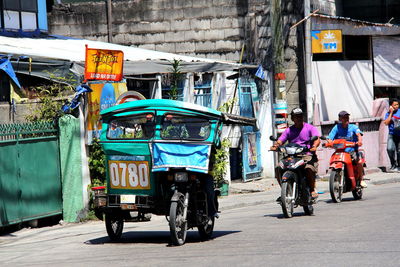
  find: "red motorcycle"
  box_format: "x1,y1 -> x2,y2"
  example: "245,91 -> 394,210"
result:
321,137 -> 366,203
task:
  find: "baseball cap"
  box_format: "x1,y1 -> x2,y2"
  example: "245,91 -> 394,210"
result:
291,108 -> 303,116
338,110 -> 350,117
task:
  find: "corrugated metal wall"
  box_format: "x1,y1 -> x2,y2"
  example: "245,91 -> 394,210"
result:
0,121 -> 62,227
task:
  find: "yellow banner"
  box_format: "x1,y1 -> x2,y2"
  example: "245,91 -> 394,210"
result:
87,82 -> 127,138
312,30 -> 342,53
84,47 -> 124,81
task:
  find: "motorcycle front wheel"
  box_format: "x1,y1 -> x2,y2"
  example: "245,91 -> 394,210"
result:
329,169 -> 343,203
169,193 -> 187,246
281,178 -> 295,218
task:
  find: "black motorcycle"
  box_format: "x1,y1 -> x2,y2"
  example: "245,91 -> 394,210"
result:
270,136 -> 318,218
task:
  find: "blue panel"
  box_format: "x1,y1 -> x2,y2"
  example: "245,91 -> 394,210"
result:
37,0 -> 48,31
239,79 -> 263,181
152,143 -> 211,174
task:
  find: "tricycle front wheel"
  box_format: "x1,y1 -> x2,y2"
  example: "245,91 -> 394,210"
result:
105,212 -> 124,241
169,193 -> 187,246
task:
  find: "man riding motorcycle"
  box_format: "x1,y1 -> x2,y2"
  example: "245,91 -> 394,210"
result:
270,108 -> 321,199
326,110 -> 367,188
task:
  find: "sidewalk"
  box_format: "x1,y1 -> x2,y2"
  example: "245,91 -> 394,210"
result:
218,169 -> 400,211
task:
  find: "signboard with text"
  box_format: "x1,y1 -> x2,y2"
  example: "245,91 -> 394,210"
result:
84,46 -> 124,82
312,30 -> 342,53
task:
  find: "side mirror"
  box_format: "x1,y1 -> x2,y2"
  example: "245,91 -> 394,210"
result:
320,136 -> 327,140
270,136 -> 277,141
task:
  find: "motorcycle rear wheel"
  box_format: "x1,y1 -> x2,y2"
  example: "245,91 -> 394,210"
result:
197,217 -> 215,240
105,212 -> 124,241
303,204 -> 314,215
281,180 -> 294,218
352,187 -> 363,200
329,169 -> 343,203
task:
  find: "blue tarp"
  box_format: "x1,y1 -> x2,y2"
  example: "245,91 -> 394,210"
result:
151,143 -> 211,174
0,58 -> 21,88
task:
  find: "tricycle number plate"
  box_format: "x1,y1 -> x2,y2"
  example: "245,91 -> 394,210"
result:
120,194 -> 136,203
109,160 -> 151,190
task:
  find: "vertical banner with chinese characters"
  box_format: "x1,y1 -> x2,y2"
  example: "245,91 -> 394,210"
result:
312,30 -> 342,53
84,46 -> 124,82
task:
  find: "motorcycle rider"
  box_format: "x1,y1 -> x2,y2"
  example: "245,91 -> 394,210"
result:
326,111 -> 367,188
270,108 -> 321,199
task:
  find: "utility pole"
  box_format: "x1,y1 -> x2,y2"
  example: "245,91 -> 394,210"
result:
271,0 -> 284,100
304,0 -> 313,123
106,0 -> 113,43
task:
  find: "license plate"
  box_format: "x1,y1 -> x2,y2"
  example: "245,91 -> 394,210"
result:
120,194 -> 136,204
120,204 -> 137,210
108,160 -> 150,189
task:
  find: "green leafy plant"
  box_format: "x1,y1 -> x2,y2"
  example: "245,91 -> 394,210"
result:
169,59 -> 183,100
211,99 -> 237,187
212,138 -> 231,187
218,97 -> 237,113
25,72 -> 75,122
88,138 -> 106,187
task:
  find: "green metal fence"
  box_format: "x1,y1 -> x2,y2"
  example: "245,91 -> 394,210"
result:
0,121 -> 62,227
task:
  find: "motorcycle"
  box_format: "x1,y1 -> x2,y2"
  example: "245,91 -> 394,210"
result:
321,137 -> 365,203
270,136 -> 318,218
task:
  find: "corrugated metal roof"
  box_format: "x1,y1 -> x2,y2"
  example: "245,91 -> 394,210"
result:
311,14 -> 400,36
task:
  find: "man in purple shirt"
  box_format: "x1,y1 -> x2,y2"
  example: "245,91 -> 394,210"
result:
270,108 -> 321,198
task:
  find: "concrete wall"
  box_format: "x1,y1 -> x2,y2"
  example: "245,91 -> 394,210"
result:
48,0 -> 303,94
311,0 -> 341,16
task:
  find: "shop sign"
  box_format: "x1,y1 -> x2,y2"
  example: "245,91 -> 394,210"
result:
84,46 -> 124,82
312,30 -> 342,53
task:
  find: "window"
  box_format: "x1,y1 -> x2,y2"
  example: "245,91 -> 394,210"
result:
161,114 -> 211,140
161,73 -> 184,101
194,74 -> 212,107
107,113 -> 155,140
2,0 -> 38,31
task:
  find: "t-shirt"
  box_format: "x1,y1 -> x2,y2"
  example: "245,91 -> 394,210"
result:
385,109 -> 400,136
328,123 -> 362,152
278,123 -> 320,151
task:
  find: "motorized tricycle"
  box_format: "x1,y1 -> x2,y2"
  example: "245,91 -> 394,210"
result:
321,137 -> 366,203
92,99 -> 256,245
270,136 -> 318,218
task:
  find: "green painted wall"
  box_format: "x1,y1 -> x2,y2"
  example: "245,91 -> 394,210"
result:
59,115 -> 85,222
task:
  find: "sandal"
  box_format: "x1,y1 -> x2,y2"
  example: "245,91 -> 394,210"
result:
311,191 -> 318,199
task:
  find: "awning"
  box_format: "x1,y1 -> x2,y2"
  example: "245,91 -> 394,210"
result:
0,57 -> 21,88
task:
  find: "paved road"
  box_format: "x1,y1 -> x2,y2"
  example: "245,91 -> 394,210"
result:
1,182 -> 400,267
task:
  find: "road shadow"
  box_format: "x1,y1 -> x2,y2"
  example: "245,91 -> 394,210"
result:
323,196 -> 362,204
85,230 -> 240,246
264,211 -> 314,219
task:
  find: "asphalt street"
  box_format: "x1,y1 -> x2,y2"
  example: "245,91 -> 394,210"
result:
1,180 -> 399,267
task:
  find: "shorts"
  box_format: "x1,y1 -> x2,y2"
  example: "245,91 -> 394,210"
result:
302,154 -> 318,173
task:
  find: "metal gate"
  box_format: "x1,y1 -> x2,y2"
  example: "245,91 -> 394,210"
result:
0,121 -> 62,227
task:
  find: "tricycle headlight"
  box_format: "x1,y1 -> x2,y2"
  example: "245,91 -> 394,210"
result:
174,172 -> 188,182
